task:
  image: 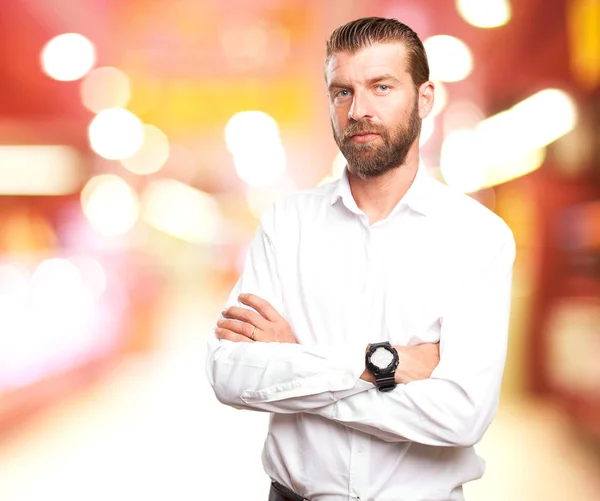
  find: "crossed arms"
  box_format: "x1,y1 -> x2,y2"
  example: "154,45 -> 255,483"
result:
205,213 -> 516,448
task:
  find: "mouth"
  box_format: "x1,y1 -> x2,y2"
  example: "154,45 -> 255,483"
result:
349,132 -> 380,143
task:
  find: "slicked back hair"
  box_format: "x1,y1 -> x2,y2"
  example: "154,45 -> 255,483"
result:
325,17 -> 429,89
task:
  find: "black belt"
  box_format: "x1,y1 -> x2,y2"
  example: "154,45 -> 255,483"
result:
269,482 -> 309,501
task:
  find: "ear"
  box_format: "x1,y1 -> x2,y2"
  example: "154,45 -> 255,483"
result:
417,81 -> 435,120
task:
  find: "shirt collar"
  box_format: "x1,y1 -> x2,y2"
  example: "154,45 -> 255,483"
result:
329,162 -> 437,217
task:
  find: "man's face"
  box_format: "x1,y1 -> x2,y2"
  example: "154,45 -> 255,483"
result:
326,43 -> 425,179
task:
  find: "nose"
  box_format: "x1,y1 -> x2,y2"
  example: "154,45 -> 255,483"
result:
348,90 -> 373,121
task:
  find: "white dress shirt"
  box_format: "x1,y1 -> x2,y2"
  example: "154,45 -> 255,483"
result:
206,165 -> 516,501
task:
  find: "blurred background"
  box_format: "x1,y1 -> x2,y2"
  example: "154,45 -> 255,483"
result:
0,0 -> 599,499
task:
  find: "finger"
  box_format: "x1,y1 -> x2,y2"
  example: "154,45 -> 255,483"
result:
238,293 -> 281,322
215,327 -> 254,343
217,318 -> 256,339
222,306 -> 267,329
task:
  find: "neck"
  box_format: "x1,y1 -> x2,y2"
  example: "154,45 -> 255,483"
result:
347,143 -> 420,225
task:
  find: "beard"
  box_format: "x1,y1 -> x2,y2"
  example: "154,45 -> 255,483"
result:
332,97 -> 421,179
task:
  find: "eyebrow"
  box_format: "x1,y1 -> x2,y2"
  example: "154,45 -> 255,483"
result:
328,74 -> 402,91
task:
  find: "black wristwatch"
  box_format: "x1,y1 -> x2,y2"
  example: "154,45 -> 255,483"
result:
365,342 -> 399,392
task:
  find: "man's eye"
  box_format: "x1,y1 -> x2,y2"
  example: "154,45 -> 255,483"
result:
337,90 -> 351,97
378,85 -> 389,91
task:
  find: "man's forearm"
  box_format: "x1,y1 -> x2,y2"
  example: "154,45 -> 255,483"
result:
360,343 -> 440,385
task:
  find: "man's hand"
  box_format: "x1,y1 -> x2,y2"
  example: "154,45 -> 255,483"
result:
360,342 -> 440,385
215,293 -> 298,344
394,343 -> 440,384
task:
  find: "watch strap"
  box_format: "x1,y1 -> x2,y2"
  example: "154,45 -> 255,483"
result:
375,373 -> 396,392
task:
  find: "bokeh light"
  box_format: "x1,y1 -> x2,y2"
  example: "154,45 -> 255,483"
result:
424,35 -> 473,82
419,115 -> 436,146
140,179 -> 221,244
440,129 -> 488,192
120,124 -> 170,175
81,174 -> 140,236
40,33 -> 96,82
225,111 -> 287,186
80,66 -> 131,113
88,108 -> 144,160
457,0 -> 512,28
431,80 -> 448,116
68,255 -> 107,299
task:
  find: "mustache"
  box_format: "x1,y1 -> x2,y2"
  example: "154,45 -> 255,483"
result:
342,121 -> 387,141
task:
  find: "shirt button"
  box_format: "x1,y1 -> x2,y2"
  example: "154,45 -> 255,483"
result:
357,447 -> 364,453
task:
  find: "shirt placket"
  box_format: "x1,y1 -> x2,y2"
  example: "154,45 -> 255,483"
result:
347,219 -> 378,501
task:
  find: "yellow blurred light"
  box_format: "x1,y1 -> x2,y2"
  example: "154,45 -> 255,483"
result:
225,111 -> 281,153
485,148 -> 546,187
432,80 -> 448,116
225,111 -> 287,187
440,129 -> 488,193
40,33 -> 96,82
478,88 -> 577,164
424,35 -> 473,82
88,108 -> 144,160
456,0 -> 512,28
567,0 -> 600,89
120,124 -> 170,175
140,179 -> 221,244
81,175 -> 139,236
246,176 -> 297,219
80,66 -> 131,113
441,89 -> 575,191
0,145 -> 82,195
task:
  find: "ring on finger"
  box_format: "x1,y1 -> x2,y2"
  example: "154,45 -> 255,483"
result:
250,325 -> 257,341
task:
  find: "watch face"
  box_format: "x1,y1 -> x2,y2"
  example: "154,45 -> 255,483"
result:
371,346 -> 394,369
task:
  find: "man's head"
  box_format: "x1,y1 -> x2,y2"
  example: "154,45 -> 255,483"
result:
324,17 -> 434,179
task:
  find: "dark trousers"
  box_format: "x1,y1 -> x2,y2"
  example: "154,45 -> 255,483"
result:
269,482 -> 308,501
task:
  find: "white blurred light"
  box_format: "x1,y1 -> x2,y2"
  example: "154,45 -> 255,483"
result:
232,145 -> 287,187
225,111 -> 287,187
88,108 -> 144,160
141,179 -> 221,244
332,151 -> 347,177
419,115 -> 436,146
80,66 -> 131,113
120,124 -> 170,175
0,145 -> 82,195
424,35 -> 473,82
31,259 -> 83,300
225,111 -> 280,153
440,129 -> 488,193
319,151 -> 347,186
30,259 -> 96,363
41,33 -> 96,82
81,174 -> 140,236
68,255 -> 107,299
431,80 -> 448,116
457,0 -> 512,28
0,264 -> 29,307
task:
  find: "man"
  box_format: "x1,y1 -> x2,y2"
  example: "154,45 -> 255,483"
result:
206,16 -> 515,501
